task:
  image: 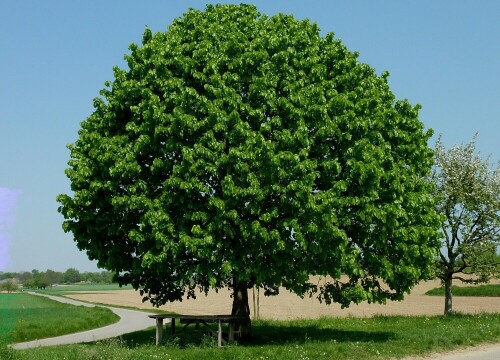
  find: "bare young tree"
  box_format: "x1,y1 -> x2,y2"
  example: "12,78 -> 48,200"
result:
431,135 -> 500,314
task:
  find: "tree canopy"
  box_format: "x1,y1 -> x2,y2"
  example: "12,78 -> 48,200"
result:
58,4 -> 439,321
431,136 -> 500,314
0,280 -> 18,293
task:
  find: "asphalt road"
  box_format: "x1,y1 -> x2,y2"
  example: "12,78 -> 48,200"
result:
10,293 -> 155,349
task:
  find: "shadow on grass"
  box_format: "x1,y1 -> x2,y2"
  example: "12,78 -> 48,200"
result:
115,321 -> 395,349
250,323 -> 394,346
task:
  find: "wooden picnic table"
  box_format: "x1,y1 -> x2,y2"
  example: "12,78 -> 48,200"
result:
148,314 -> 245,347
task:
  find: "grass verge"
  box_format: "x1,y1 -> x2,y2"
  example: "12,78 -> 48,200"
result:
0,293 -> 119,343
7,312 -> 500,360
426,284 -> 500,297
36,283 -> 133,296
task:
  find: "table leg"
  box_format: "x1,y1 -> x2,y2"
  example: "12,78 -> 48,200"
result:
218,320 -> 222,347
171,318 -> 176,335
155,318 -> 163,345
228,322 -> 235,342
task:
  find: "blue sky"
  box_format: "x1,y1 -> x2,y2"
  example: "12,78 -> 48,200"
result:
1,1 -> 499,272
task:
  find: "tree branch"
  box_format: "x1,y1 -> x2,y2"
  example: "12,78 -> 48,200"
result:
441,223 -> 451,247
439,250 -> 448,264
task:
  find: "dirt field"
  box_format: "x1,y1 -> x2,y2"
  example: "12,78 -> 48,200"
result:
66,279 -> 500,320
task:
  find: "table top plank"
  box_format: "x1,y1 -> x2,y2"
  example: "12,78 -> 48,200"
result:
148,314 -> 245,322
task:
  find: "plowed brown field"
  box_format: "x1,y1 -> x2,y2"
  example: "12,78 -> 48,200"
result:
65,279 -> 500,319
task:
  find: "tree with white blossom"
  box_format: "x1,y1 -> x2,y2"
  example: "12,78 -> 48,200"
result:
431,135 -> 500,314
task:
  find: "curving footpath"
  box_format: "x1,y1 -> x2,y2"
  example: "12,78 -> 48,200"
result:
10,293 -> 156,349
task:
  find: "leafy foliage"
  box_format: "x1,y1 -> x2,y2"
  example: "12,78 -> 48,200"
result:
58,5 -> 439,309
431,135 -> 500,313
5,268 -> 115,287
62,268 -> 81,284
0,281 -> 18,293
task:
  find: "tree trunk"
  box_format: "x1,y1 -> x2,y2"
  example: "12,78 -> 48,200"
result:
252,286 -> 261,320
256,286 -> 260,319
231,279 -> 251,339
444,277 -> 453,315
252,287 -> 256,320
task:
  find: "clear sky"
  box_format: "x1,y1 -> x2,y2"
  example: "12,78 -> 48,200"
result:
1,1 -> 498,273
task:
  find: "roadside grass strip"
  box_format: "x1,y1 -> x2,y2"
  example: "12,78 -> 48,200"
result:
34,283 -> 134,296
0,293 -> 119,343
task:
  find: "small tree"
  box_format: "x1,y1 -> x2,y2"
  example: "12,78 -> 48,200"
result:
431,136 -> 500,314
33,273 -> 50,290
0,280 -> 18,293
58,4 -> 440,336
22,279 -> 36,289
45,269 -> 62,285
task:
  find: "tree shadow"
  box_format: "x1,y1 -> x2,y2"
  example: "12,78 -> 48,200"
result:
246,322 -> 394,346
115,321 -> 394,349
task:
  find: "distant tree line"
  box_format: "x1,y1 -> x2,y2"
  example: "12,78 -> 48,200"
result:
0,268 -> 115,289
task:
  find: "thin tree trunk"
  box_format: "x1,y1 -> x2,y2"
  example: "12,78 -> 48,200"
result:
252,286 -> 256,320
257,286 -> 260,320
231,279 -> 251,338
444,277 -> 453,315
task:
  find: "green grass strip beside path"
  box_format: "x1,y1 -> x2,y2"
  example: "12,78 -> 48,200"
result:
0,293 -> 119,343
32,283 -> 134,296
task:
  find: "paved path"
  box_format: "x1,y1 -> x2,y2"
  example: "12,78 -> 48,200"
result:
437,345 -> 500,360
405,344 -> 500,360
10,293 -> 155,349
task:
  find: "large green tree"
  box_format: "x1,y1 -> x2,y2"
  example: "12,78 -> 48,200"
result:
431,136 -> 500,314
58,4 -> 439,334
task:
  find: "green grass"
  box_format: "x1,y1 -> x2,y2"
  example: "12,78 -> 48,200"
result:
426,284 -> 500,297
32,285 -> 167,314
7,313 -> 500,360
0,294 -> 23,339
37,283 -> 134,295
0,293 -> 119,343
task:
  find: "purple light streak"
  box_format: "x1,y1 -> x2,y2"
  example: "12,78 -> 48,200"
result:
0,187 -> 22,271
